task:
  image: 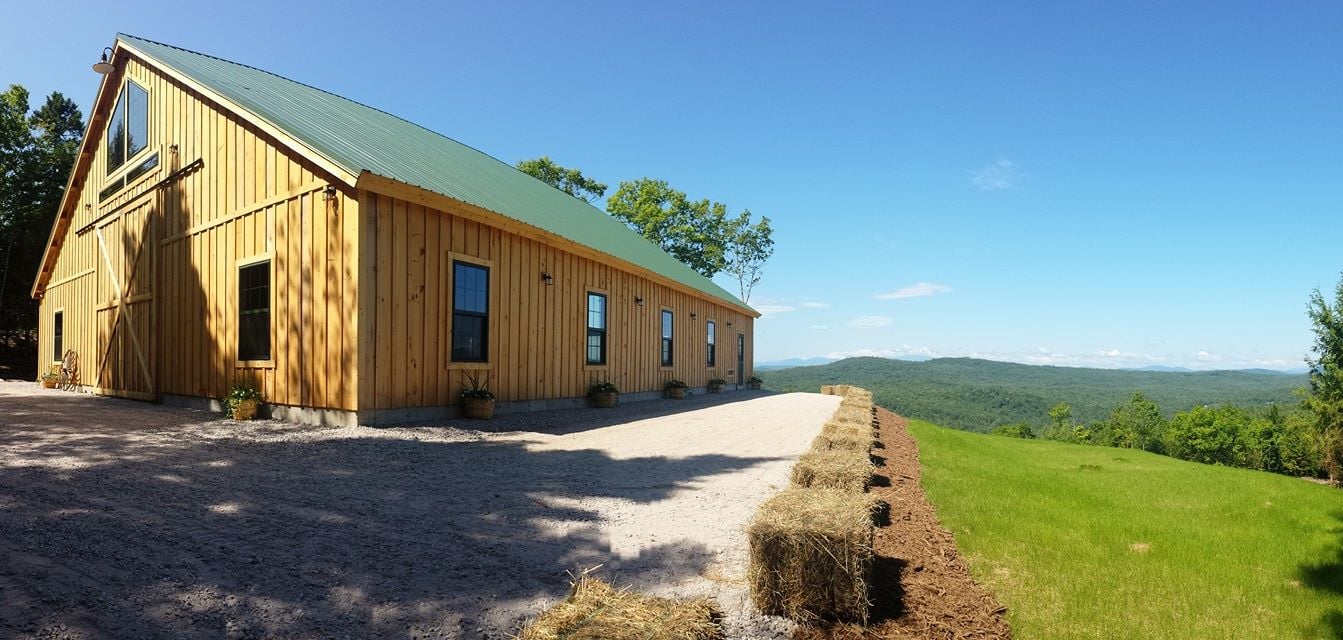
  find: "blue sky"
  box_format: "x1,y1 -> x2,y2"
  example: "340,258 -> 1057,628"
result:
4,1 -> 1340,370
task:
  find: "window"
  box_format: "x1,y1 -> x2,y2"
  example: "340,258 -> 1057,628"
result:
660,309 -> 674,367
706,320 -> 716,367
53,311 -> 64,361
106,80 -> 149,175
452,261 -> 489,362
586,292 -> 607,365
238,261 -> 271,361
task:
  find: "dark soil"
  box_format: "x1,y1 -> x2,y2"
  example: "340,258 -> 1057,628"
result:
795,408 -> 1012,640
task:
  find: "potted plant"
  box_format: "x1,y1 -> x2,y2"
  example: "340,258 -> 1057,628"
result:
40,368 -> 59,389
225,385 -> 263,421
707,377 -> 727,394
748,375 -> 763,390
665,379 -> 688,400
460,371 -> 496,419
588,379 -> 619,408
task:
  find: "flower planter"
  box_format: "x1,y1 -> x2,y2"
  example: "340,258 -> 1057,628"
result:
590,391 -> 619,408
232,398 -> 259,421
463,397 -> 496,420
708,384 -> 724,394
749,382 -> 762,390
667,387 -> 687,400
41,378 -> 58,389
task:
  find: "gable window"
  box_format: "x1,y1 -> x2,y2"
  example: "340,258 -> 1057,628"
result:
238,261 -> 271,361
100,80 -> 154,202
706,320 -> 716,367
53,311 -> 64,362
586,292 -> 607,366
452,261 -> 489,362
661,309 -> 674,367
106,80 -> 149,175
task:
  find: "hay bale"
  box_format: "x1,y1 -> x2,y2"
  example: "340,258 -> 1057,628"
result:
814,426 -> 873,453
791,447 -> 872,492
518,576 -> 723,640
820,384 -> 835,395
832,404 -> 873,426
748,488 -> 873,622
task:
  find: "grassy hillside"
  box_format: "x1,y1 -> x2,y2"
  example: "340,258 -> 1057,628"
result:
910,419 -> 1343,639
763,357 -> 1305,431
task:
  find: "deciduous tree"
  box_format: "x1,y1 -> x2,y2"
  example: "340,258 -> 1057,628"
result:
1306,273 -> 1343,484
605,178 -> 731,278
724,211 -> 773,303
515,156 -> 607,203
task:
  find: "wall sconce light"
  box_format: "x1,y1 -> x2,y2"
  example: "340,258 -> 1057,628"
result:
323,185 -> 338,201
726,322 -> 733,327
635,296 -> 645,306
541,272 -> 554,285
691,312 -> 698,319
92,47 -> 115,75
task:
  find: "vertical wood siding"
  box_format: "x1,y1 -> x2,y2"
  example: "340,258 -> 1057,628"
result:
359,191 -> 756,408
36,56 -> 359,410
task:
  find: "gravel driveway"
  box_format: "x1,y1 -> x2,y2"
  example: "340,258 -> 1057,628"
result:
0,382 -> 838,639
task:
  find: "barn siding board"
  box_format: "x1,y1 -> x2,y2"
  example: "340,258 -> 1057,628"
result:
358,190 -> 756,408
37,55 -> 360,411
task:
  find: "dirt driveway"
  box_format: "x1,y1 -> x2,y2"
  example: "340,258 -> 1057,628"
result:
0,383 -> 838,639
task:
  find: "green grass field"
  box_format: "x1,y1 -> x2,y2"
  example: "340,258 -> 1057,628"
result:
908,419 -> 1343,639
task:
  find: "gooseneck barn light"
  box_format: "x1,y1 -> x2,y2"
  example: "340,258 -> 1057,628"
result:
92,47 -> 115,74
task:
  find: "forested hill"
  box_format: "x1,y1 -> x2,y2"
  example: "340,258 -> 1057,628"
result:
762,357 -> 1307,432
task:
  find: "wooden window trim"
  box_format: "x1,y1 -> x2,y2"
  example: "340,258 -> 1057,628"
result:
51,307 -> 65,365
235,253 -> 274,368
706,318 -> 717,368
585,289 -> 608,368
446,253 -> 494,369
660,307 -> 674,369
105,79 -> 154,183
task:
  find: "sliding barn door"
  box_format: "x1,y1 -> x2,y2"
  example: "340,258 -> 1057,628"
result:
94,198 -> 157,400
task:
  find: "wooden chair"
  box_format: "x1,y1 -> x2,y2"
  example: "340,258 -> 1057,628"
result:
59,349 -> 79,391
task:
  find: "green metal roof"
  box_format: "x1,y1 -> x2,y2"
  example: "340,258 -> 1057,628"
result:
116,34 -> 753,314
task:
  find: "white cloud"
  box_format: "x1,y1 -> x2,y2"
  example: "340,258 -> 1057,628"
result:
825,345 -> 941,359
874,282 -> 952,300
754,304 -> 796,317
1193,350 -> 1222,362
800,302 -> 831,309
971,159 -> 1024,190
849,315 -> 894,329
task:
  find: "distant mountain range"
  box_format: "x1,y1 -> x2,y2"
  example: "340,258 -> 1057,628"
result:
757,356 -> 1308,376
761,356 -> 1308,432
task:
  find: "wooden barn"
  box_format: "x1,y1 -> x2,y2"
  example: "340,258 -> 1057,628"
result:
31,34 -> 758,425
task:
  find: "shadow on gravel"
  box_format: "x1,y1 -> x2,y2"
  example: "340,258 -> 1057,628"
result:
1299,511 -> 1343,639
0,392 -> 781,639
422,389 -> 782,436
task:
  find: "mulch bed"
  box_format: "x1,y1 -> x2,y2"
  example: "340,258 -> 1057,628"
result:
795,408 -> 1012,640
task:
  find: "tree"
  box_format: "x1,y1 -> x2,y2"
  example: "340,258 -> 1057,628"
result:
1306,272 -> 1343,484
1099,392 -> 1165,452
0,86 -> 83,377
723,211 -> 773,303
516,156 -> 607,203
605,178 -> 733,278
1041,402 -> 1076,441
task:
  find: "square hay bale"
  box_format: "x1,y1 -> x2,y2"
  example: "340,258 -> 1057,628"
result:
814,424 -> 874,452
832,404 -> 873,426
748,488 -> 874,623
518,576 -> 724,640
820,384 -> 835,395
791,447 -> 872,492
